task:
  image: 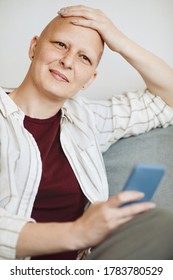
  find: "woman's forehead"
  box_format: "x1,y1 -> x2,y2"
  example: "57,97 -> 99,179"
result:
41,16 -> 104,48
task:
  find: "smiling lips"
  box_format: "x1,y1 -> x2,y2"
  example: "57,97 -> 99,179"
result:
49,69 -> 69,83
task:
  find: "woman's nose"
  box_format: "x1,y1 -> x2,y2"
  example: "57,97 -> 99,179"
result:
59,52 -> 75,69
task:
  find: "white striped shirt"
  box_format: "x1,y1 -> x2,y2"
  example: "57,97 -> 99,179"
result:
0,86 -> 173,259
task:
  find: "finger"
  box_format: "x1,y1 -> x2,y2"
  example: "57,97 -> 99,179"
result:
70,18 -> 102,32
116,216 -> 134,227
108,191 -> 145,208
118,201 -> 156,218
58,5 -> 104,21
58,6 -> 92,18
106,214 -> 134,231
58,5 -> 95,14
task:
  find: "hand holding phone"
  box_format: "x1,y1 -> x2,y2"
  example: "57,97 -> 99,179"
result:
120,163 -> 166,207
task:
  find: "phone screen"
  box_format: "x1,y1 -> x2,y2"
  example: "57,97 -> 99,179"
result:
120,163 -> 166,207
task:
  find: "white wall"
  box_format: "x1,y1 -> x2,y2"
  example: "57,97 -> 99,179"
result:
0,0 -> 173,99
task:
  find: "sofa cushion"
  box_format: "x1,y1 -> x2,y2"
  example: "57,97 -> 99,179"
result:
103,126 -> 173,209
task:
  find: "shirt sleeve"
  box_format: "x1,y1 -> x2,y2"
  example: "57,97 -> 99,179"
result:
0,209 -> 35,259
84,89 -> 173,152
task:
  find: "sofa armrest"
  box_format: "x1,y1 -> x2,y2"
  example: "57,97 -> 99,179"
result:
103,126 -> 173,209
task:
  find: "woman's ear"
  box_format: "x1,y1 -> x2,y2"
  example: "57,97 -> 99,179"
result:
28,36 -> 39,61
82,71 -> 97,90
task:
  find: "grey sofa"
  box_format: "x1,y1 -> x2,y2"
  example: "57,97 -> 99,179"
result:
103,126 -> 173,209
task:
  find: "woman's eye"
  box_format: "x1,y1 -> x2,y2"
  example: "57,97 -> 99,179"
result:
81,55 -> 91,64
55,42 -> 67,49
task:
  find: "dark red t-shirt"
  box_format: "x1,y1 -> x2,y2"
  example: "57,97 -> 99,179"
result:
24,111 -> 87,259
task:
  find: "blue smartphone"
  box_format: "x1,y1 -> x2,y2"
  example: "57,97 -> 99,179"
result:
120,163 -> 166,207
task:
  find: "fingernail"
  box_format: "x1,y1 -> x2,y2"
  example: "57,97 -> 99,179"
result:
136,192 -> 145,198
149,203 -> 156,209
58,8 -> 67,14
71,19 -> 79,23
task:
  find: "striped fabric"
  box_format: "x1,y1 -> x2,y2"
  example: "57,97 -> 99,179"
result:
0,86 -> 173,259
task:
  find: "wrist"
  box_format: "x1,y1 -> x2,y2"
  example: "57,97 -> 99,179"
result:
67,220 -> 87,251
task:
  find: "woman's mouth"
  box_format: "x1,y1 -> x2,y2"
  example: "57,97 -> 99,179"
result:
49,69 -> 69,83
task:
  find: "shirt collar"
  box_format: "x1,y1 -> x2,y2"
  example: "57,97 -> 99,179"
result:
61,100 -> 74,123
0,87 -> 25,119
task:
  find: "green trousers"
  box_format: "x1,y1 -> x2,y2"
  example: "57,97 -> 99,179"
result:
86,208 -> 173,260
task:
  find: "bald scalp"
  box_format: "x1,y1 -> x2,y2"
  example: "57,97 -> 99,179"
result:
39,15 -> 62,39
40,15 -> 104,44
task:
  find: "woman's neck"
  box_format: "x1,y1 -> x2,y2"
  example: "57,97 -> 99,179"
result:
9,81 -> 64,119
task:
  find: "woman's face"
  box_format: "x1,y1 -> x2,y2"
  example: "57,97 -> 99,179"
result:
29,16 -> 104,103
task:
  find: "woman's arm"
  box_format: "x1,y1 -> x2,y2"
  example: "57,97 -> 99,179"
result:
16,191 -> 154,258
58,5 -> 173,107
16,221 -> 76,257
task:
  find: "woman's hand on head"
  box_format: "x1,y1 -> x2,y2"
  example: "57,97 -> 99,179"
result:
58,5 -> 125,52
